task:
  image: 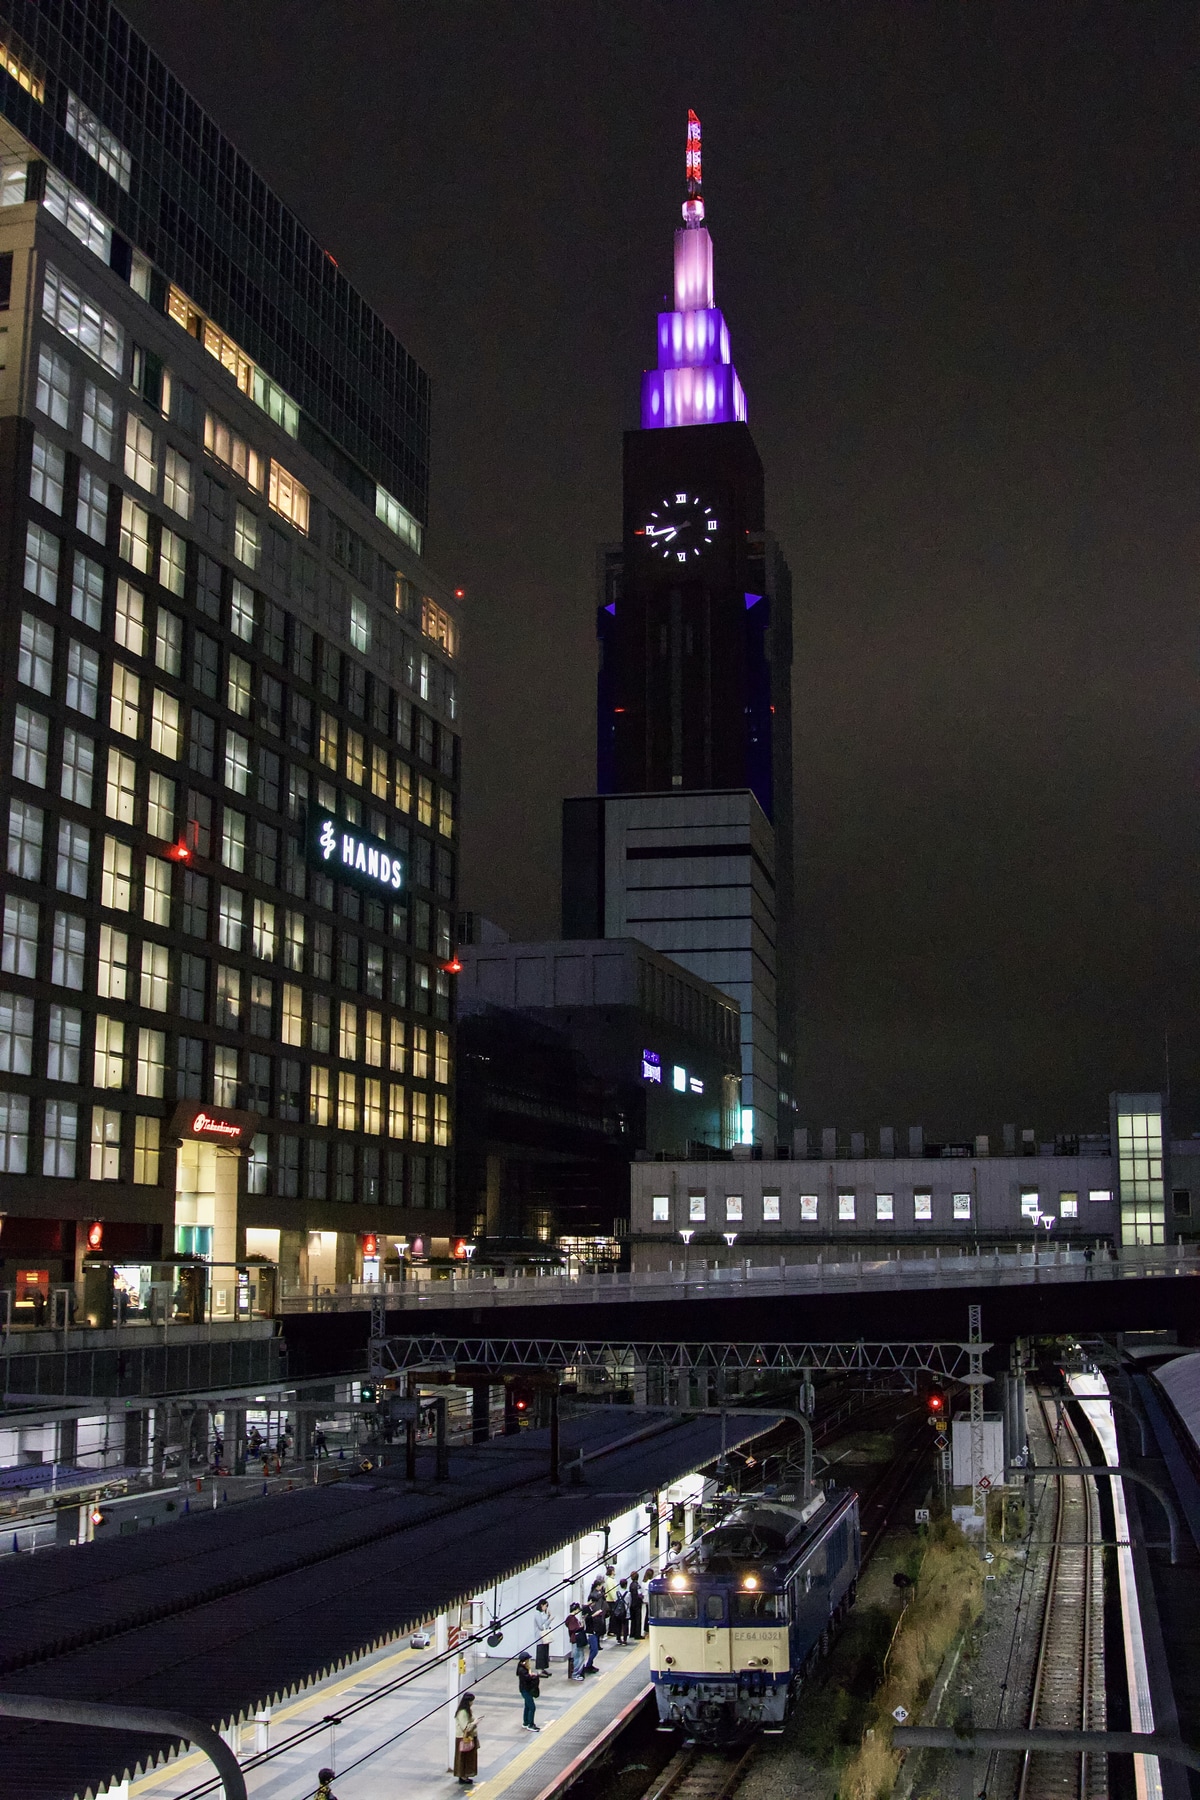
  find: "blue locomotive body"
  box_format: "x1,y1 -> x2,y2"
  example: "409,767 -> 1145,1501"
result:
647,1486 -> 860,1741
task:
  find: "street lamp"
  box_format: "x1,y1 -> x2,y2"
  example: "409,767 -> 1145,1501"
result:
679,1228 -> 694,1282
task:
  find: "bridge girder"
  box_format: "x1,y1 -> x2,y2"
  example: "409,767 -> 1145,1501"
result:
369,1336 -> 972,1380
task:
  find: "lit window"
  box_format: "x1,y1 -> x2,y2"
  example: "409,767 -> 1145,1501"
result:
215,964 -> 241,1026
124,413 -> 157,491
213,1045 -> 238,1107
65,92 -> 132,189
12,705 -> 48,788
203,408 -> 264,489
0,38 -> 44,103
71,552 -> 104,628
53,911 -> 87,989
105,747 -> 137,824
421,596 -> 458,657
93,1014 -> 125,1087
689,1193 -> 705,1221
953,1193 -> 972,1220
309,1064 -> 330,1126
24,523 -> 59,603
42,264 -> 123,375
2,897 -> 38,978
338,1070 -> 359,1130
724,1194 -> 743,1222
345,728 -> 365,785
1089,1189 -> 1112,1205
319,712 -> 339,769
234,503 -> 261,569
411,1090 -> 429,1143
762,1192 -> 781,1222
876,1192 -> 894,1221
7,798 -> 43,879
75,466 -> 109,543
651,1195 -> 670,1222
1060,1191 -> 1079,1219
364,1077 -> 383,1136
371,744 -> 389,800
119,495 -> 152,572
284,909 -> 305,971
96,923 -> 128,999
201,316 -> 254,395
0,1091 -> 29,1172
253,898 -> 277,961
221,808 -> 246,871
434,1093 -> 450,1147
410,1026 -> 429,1079
268,460 -> 310,533
376,484 -> 423,554
133,1115 -> 160,1184
141,858 -> 170,929
227,654 -> 251,717
1020,1188 -> 1040,1220
438,787 -> 455,839
90,1106 -> 121,1179
394,760 -> 412,813
101,836 -> 132,911
159,526 -> 186,596
218,887 -> 244,951
45,1004 -> 80,1082
66,640 -> 99,717
147,770 -> 175,838
800,1194 -> 819,1221
350,597 -> 371,654
130,253 -> 152,301
114,579 -> 145,656
281,983 -> 303,1046
418,776 -> 434,828
36,346 -> 71,427
18,618 -> 53,704
434,1029 -> 450,1085
224,730 -> 251,795
339,1001 -> 359,1060
0,991 -> 33,1075
43,1099 -> 78,1177
914,1190 -> 933,1222
163,447 -> 193,518
155,609 -> 182,676
230,579 -> 256,642
388,1082 -> 407,1137
44,167 -> 112,260
837,1190 -> 856,1221
81,381 -> 116,459
110,663 -> 140,737
56,819 -> 89,896
30,432 -> 65,513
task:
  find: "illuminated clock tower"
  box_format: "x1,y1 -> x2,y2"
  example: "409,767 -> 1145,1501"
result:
564,115 -> 797,1150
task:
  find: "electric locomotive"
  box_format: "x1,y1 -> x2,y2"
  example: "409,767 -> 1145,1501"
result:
648,1485 -> 860,1741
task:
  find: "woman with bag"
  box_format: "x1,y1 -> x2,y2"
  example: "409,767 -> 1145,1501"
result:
517,1654 -> 541,1730
453,1693 -> 479,1785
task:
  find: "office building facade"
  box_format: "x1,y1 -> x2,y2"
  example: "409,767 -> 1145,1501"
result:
0,2 -> 459,1301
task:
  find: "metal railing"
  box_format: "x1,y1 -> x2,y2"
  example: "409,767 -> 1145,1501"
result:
277,1241 -> 1200,1314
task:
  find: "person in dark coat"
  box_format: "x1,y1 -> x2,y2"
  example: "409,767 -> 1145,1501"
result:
565,1606 -> 587,1679
584,1597 -> 604,1672
315,1769 -> 337,1800
611,1578 -> 630,1645
517,1654 -> 541,1730
629,1573 -> 645,1640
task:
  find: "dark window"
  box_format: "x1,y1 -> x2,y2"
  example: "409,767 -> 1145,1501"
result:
192,630 -> 220,698
386,1149 -> 406,1205
175,1034 -> 205,1097
277,1134 -> 300,1197
436,846 -> 455,901
257,750 -> 281,812
311,872 -> 333,911
319,640 -> 340,700
732,1592 -> 786,1620
182,871 -> 210,937
365,896 -> 385,933
410,1155 -> 428,1208
345,661 -> 366,718
417,712 -> 435,766
290,619 -> 314,682
260,675 -> 283,736
186,789 -> 213,857
339,934 -> 360,990
179,953 -> 208,1020
288,691 -> 312,752
396,697 -> 412,751
254,821 -> 278,885
390,900 -> 409,941
294,554 -> 317,612
246,1051 -> 271,1111
284,834 -> 306,896
340,886 -> 360,922
334,1141 -> 355,1202
261,601 -> 286,665
432,1156 -> 449,1210
365,944 -> 384,998
277,1059 -> 301,1121
704,1594 -> 724,1622
414,962 -> 431,1014
413,898 -> 431,950
312,922 -> 333,981
413,838 -> 432,890
371,679 -> 391,733
196,554 -> 224,622
438,730 -> 456,779
1172,1189 -> 1191,1219
389,954 -> 408,1008
306,1138 -> 327,1199
189,710 -> 216,777
362,1144 -> 379,1204
434,968 -> 450,1021
0,251 -> 12,310
267,527 -> 291,594
650,1592 -> 697,1622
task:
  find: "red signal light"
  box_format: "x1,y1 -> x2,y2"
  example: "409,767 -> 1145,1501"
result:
441,957 -> 463,975
927,1392 -> 944,1413
86,1220 -> 103,1251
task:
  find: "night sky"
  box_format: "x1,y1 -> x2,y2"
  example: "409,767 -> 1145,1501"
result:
119,2 -> 1200,1142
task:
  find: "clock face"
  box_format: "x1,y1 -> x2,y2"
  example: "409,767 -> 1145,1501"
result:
638,492 -> 721,563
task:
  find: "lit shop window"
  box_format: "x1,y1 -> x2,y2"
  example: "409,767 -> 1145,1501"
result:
837,1191 -> 855,1221
688,1193 -> 705,1221
268,460 -> 310,534
800,1194 -> 818,1221
762,1192 -> 780,1221
652,1195 -> 669,1222
725,1195 -> 742,1221
875,1193 -> 894,1221
1060,1191 -> 1079,1219
65,92 -> 132,189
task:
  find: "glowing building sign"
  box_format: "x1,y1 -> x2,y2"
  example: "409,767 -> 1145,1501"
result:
642,1050 -> 662,1084
641,110 -> 747,431
310,814 -> 405,893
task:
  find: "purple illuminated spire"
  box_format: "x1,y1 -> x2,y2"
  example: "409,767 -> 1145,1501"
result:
640,111 -> 747,430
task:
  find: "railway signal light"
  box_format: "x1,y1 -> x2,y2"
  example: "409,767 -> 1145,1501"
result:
927,1390 -> 945,1419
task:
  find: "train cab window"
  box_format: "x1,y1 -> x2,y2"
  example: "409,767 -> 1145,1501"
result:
733,1591 -> 786,1620
653,1591 -> 698,1621
704,1594 -> 725,1622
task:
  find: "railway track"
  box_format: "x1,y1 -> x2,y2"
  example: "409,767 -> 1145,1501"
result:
643,1743 -> 757,1800
1018,1389 -> 1106,1800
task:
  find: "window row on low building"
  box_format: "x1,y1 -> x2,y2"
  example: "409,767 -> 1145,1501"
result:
649,1185 -> 1116,1226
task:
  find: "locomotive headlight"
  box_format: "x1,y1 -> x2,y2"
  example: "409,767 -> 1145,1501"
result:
742,1575 -> 759,1589
669,1573 -> 689,1592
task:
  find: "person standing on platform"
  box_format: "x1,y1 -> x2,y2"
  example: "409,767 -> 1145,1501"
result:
453,1694 -> 479,1785
565,1606 -> 587,1679
611,1578 -> 630,1644
315,1769 -> 337,1800
642,1569 -> 655,1635
584,1596 -> 604,1673
629,1573 -> 644,1640
517,1654 -> 541,1731
533,1599 -> 554,1676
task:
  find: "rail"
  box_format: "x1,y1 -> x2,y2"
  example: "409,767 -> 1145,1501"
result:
278,1242 -> 1200,1314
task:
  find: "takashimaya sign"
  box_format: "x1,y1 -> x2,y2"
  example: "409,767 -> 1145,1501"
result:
168,1102 -> 261,1145
310,814 -> 406,893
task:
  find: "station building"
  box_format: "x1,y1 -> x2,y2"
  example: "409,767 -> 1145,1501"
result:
0,2 -> 459,1306
630,1090 -> 1187,1264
